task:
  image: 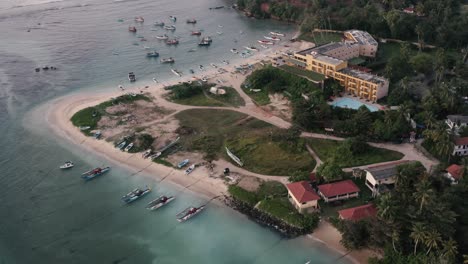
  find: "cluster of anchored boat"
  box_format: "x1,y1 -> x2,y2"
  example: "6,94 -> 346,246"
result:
59,160 -> 205,222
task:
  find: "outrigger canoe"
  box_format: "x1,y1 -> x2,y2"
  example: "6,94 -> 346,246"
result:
176,206 -> 205,222
81,167 -> 110,181
121,186 -> 151,204
146,195 -> 175,210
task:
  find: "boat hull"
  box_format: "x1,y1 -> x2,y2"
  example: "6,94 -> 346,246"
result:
146,197 -> 175,210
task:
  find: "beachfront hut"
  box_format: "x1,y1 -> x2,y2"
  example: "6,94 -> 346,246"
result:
338,203 -> 377,221
286,181 -> 320,213
317,180 -> 360,203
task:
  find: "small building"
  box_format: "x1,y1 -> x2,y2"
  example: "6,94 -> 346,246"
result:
338,203 -> 377,221
445,164 -> 463,184
209,86 -> 226,95
286,181 -> 320,213
364,160 -> 410,197
453,137 -> 468,156
403,7 -> 414,14
317,180 -> 360,203
446,115 -> 468,134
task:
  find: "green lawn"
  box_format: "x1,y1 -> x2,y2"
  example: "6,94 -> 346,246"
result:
258,197 -> 318,229
298,32 -> 343,45
170,84 -> 245,107
175,109 -> 315,175
306,138 -> 403,168
279,65 -> 326,82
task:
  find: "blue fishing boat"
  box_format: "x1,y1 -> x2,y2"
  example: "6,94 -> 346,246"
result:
177,159 -> 189,168
81,167 -> 110,181
121,186 -> 151,204
146,51 -> 159,58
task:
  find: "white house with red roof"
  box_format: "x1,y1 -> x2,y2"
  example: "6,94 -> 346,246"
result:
445,164 -> 463,184
338,203 -> 377,221
453,137 -> 468,156
286,181 -> 320,213
317,180 -> 360,203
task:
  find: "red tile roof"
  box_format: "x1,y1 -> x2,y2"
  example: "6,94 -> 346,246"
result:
318,180 -> 360,198
338,204 -> 377,221
454,137 -> 468,146
446,164 -> 463,180
286,181 -> 320,203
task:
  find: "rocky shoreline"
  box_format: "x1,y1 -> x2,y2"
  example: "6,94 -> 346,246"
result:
223,195 -> 310,238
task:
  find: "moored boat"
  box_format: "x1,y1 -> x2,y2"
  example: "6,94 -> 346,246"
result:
198,40 -> 211,46
189,69 -> 195,74
186,19 -> 197,24
177,159 -> 189,168
222,60 -> 229,65
128,26 -> 137,32
146,195 -> 175,210
160,57 -> 175,63
156,34 -> 169,40
79,126 -> 91,131
270,31 -> 284,37
199,65 -> 204,71
93,131 -> 102,139
60,161 -> 74,169
153,21 -> 165,26
230,48 -> 239,54
142,149 -> 152,158
146,51 -> 159,58
121,186 -> 151,204
258,40 -> 274,45
164,25 -> 176,31
244,46 -> 258,51
165,39 -> 179,45
134,16 -> 144,23
128,72 -> 136,82
171,68 -> 182,77
81,167 -> 110,181
185,164 -> 195,175
176,206 -> 205,222
169,16 -> 177,22
210,63 -> 217,68
264,35 -> 280,41
152,78 -> 159,83
124,142 -> 134,152
191,31 -> 202,36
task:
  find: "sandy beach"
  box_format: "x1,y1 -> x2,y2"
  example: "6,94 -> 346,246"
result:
44,40 -> 375,264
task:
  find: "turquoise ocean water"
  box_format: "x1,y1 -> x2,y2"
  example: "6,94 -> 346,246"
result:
0,0 -> 349,263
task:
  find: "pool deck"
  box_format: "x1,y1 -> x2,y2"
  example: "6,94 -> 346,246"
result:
329,95 -> 384,111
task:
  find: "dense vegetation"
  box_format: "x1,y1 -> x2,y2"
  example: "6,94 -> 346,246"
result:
330,162 -> 468,263
238,0 -> 468,50
242,66 -> 318,105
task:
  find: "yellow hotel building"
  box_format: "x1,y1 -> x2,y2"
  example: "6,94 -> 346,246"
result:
289,30 -> 389,102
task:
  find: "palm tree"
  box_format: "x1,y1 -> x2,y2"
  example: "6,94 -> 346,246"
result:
463,254 -> 468,264
391,229 -> 400,253
410,222 -> 427,255
415,24 -> 424,52
414,179 -> 434,213
424,230 -> 441,255
376,193 -> 398,222
441,238 -> 458,260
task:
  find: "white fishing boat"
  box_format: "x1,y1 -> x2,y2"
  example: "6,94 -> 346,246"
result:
160,57 -> 175,63
185,164 -> 196,175
216,31 -> 223,35
210,63 -> 217,68
150,152 -> 162,160
152,78 -> 158,83
116,141 -> 126,150
201,77 -> 208,82
59,161 -> 74,169
270,31 -> 284,36
79,126 -> 91,131
146,195 -> 175,210
164,25 -> 176,31
135,16 -> 144,23
264,35 -> 281,41
154,21 -> 165,26
230,48 -> 239,54
156,34 -> 169,40
199,65 -> 205,71
244,46 -> 258,51
176,206 -> 205,222
258,40 -> 274,45
171,69 -> 181,77
124,142 -> 134,152
142,149 -> 152,158
222,60 -> 229,65
121,186 -> 151,204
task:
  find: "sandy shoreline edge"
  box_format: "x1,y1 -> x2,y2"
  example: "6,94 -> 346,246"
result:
41,41 -> 376,263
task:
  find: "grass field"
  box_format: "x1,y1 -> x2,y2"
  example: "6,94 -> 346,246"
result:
307,138 -> 403,168
298,32 -> 343,45
279,65 -> 325,82
170,85 -> 245,107
243,88 -> 271,105
175,109 -> 315,175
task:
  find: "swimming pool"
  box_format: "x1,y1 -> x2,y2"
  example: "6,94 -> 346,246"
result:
331,98 -> 379,112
